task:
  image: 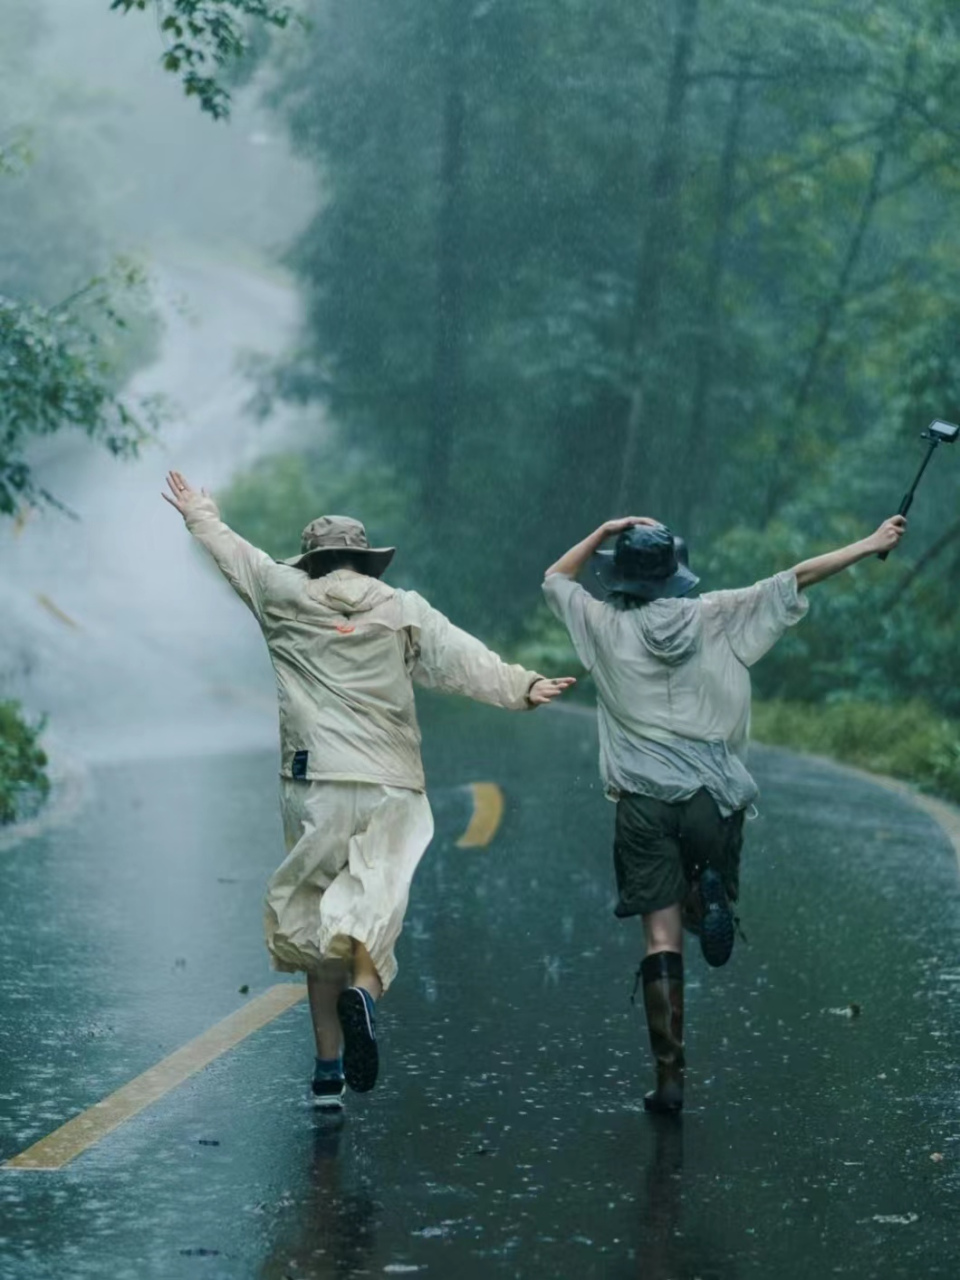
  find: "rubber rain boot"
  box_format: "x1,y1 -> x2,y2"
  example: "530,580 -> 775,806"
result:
640,950 -> 685,1114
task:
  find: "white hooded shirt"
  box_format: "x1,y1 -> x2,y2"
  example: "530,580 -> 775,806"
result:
543,571 -> 809,814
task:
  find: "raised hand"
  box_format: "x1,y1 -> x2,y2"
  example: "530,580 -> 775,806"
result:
546,518 -> 660,578
869,514 -> 907,554
161,470 -> 205,517
527,676 -> 577,707
602,516 -> 659,536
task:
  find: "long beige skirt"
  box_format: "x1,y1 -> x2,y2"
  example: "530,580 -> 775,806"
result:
264,779 -> 434,992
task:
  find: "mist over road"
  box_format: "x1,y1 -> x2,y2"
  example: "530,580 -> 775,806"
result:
0,251 -> 309,766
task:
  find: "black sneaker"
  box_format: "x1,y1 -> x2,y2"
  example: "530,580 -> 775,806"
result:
311,1072 -> 346,1111
337,987 -> 379,1093
699,869 -> 735,967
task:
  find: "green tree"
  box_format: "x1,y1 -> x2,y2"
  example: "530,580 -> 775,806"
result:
1,0 -> 168,819
226,0 -> 960,715
0,271 -> 162,516
0,702 -> 49,825
0,0 -> 163,517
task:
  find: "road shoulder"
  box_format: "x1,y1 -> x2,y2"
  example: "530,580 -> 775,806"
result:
552,701 -> 960,873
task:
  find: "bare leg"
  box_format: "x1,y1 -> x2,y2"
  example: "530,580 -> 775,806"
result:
643,904 -> 683,956
352,940 -> 383,1001
308,959 -> 350,1059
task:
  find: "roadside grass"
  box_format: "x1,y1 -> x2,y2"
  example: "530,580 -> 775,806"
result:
752,699 -> 960,804
0,700 -> 49,825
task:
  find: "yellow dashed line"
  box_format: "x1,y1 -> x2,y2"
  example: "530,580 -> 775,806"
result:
456,782 -> 505,849
35,594 -> 81,630
4,984 -> 306,1171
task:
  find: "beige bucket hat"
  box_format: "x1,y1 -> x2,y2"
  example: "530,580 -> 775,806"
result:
283,515 -> 395,578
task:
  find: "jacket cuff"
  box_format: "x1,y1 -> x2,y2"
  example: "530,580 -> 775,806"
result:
523,674 -> 545,709
183,493 -> 222,532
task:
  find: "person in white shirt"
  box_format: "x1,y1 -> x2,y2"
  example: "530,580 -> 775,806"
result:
163,471 -> 575,1109
543,512 -> 906,1113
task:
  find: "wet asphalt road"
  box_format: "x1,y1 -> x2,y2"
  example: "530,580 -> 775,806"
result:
0,698 -> 958,1279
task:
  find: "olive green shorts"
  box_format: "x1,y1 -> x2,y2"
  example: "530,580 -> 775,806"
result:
613,788 -> 745,920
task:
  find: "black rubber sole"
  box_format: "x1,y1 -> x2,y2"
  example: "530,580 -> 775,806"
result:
699,869 -> 734,968
337,988 -> 379,1093
643,1088 -> 683,1115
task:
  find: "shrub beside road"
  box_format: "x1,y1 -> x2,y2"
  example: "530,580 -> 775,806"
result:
0,701 -> 49,825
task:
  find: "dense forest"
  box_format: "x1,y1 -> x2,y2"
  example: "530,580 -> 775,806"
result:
5,0 -> 960,815
218,0 -> 960,720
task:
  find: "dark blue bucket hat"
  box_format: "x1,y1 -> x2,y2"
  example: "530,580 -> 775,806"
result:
593,522 -> 699,601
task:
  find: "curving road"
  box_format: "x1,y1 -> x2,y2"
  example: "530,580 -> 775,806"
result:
1,246 -> 957,1278
0,699 -> 957,1279
0,250 -> 302,768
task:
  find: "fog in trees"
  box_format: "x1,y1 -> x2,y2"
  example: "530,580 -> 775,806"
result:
5,0 -> 960,814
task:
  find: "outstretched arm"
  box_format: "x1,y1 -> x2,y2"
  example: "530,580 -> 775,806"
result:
791,516 -> 906,590
545,516 -> 657,578
527,675 -> 578,706
162,470 -> 277,615
408,595 -> 575,710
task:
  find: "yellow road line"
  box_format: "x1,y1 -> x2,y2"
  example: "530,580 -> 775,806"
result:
35,593 -> 81,630
4,984 -> 306,1172
456,782 -> 505,848
13,506 -> 32,539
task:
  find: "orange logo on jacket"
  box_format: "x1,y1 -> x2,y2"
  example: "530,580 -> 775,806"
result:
335,623 -> 356,634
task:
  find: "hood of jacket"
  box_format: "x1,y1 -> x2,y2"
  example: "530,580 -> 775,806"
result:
306,569 -> 395,617
633,597 -> 702,666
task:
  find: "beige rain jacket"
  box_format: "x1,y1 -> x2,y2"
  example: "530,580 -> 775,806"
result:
185,495 -> 542,792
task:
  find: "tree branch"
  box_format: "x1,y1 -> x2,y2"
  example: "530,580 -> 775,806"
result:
735,122 -> 885,208
691,61 -> 869,85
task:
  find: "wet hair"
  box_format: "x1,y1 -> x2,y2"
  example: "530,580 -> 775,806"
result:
608,591 -> 651,610
308,551 -> 370,579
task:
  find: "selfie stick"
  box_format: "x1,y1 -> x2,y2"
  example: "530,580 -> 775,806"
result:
878,419 -> 960,561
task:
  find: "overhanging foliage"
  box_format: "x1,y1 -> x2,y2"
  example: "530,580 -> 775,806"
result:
110,0 -> 296,118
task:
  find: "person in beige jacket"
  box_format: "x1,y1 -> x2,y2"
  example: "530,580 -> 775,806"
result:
163,470 -> 574,1107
